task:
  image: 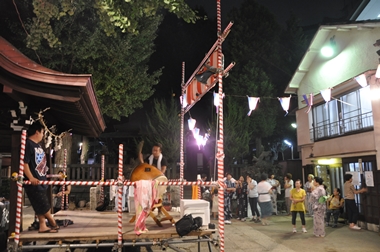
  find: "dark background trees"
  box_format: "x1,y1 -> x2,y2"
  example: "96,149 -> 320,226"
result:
0,0 -> 308,171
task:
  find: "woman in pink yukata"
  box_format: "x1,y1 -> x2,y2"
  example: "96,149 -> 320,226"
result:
310,177 -> 326,237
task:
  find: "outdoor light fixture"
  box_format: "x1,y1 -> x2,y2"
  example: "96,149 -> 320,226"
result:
284,140 -> 294,160
291,123 -> 297,128
284,140 -> 291,146
321,46 -> 334,57
195,132 -> 210,149
188,117 -> 196,130
321,36 -> 336,58
354,74 -> 368,87
317,158 -> 341,165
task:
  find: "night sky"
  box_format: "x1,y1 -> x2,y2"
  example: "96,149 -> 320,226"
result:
187,0 -> 354,26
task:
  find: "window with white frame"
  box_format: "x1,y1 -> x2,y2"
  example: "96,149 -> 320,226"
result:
312,86 -> 373,140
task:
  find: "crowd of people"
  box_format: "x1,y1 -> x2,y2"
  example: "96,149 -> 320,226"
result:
201,170 -> 367,238
23,121 -> 367,237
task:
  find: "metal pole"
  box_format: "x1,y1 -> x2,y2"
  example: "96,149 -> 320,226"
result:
180,62 -> 185,199
291,145 -> 294,160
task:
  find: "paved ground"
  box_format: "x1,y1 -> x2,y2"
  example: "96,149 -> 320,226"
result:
20,206 -> 380,252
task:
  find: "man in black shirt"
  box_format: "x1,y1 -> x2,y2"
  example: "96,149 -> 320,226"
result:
24,122 -> 59,233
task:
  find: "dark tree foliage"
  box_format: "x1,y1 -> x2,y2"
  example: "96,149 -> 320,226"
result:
222,0 -> 308,161
142,98 -> 181,178
0,1 -> 161,120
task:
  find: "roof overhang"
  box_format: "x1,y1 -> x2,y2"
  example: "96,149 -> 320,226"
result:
0,36 -> 106,137
285,21 -> 380,94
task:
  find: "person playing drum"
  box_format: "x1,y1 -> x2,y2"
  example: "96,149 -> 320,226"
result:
139,143 -> 167,174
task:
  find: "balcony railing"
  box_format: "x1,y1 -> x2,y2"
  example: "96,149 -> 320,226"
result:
310,111 -> 373,141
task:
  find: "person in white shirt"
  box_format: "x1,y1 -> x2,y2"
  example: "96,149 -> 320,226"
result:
304,174 -> 315,216
284,173 -> 294,215
247,174 -> 260,222
257,173 -> 273,225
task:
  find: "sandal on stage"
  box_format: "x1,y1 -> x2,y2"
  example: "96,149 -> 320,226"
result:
51,225 -> 60,230
38,229 -> 58,233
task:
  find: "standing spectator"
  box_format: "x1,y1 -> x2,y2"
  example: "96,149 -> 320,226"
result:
52,170 -> 71,213
23,122 -> 59,233
211,185 -> 219,220
247,174 -> 260,222
310,177 -> 326,237
267,173 -> 280,215
284,173 -> 294,215
344,173 -> 367,230
200,174 -> 212,207
290,179 -> 307,233
200,173 -> 208,196
236,176 -> 248,221
224,173 -> 236,224
257,173 -> 273,226
305,174 -> 315,216
326,188 -> 344,228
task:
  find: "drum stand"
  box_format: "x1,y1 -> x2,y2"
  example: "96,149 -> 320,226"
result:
129,199 -> 175,227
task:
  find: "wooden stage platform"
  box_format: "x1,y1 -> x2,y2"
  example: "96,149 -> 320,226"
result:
9,210 -> 217,251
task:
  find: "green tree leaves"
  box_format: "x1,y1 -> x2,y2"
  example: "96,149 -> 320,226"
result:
25,0 -> 197,49
142,98 -> 181,178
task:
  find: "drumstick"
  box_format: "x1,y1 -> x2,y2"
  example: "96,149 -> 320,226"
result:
137,140 -> 144,163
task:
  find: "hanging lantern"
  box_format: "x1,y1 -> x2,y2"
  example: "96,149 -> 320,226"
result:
188,117 -> 196,130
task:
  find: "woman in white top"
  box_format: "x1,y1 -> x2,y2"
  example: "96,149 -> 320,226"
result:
304,174 -> 314,216
247,174 -> 260,222
284,173 -> 294,215
257,173 -> 273,225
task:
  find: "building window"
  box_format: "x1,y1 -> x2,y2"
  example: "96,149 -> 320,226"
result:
311,86 -> 373,141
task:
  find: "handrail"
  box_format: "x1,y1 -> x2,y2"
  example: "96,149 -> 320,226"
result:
310,111 -> 373,141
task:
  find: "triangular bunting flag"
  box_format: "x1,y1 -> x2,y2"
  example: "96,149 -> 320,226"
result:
247,97 -> 260,116
321,88 -> 331,103
306,93 -> 313,113
278,95 -> 291,116
302,94 -> 309,107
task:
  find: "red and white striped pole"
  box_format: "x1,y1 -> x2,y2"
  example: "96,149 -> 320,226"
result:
198,176 -> 202,200
14,130 -> 27,245
180,61 -> 185,200
61,149 -> 67,211
117,144 -> 123,251
216,0 -> 225,251
101,155 -> 105,203
23,180 -> 217,187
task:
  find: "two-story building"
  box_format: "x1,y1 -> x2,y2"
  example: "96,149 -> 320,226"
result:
285,2 -> 380,231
